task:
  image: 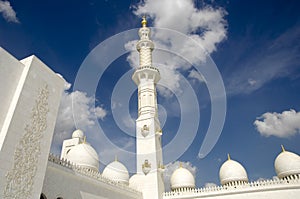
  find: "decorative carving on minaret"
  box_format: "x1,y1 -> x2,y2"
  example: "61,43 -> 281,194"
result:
158,162 -> 165,173
142,159 -> 151,175
156,129 -> 163,135
141,124 -> 150,137
4,85 -> 49,199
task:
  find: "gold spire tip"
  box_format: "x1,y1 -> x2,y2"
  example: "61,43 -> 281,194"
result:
179,162 -> 182,168
141,16 -> 147,27
83,136 -> 86,143
115,155 -> 118,162
227,153 -> 231,160
281,145 -> 286,152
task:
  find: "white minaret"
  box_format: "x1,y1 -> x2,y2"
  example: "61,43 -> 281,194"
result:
132,17 -> 165,199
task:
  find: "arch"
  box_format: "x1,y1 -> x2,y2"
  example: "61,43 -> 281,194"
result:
40,193 -> 47,199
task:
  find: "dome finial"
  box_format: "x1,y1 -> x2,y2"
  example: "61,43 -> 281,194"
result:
115,155 -> 118,162
179,162 -> 182,168
83,136 -> 86,143
227,153 -> 231,160
281,145 -> 286,152
141,15 -> 147,27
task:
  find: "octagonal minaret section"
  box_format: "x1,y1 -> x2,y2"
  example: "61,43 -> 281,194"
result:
132,17 -> 160,119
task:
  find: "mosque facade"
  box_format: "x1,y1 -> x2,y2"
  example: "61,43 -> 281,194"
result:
0,18 -> 300,199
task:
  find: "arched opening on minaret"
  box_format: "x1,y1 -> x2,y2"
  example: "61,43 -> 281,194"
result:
40,193 -> 47,199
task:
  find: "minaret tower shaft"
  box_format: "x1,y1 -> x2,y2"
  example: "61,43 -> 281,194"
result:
132,17 -> 165,199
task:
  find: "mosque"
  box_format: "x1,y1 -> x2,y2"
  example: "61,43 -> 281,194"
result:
0,17 -> 300,199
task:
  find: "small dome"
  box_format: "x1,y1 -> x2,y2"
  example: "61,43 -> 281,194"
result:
67,143 -> 99,171
219,156 -> 248,185
170,166 -> 195,190
129,174 -> 143,190
72,129 -> 84,139
102,160 -> 129,184
275,147 -> 300,178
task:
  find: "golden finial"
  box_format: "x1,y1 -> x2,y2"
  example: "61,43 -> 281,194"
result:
83,136 -> 86,143
227,153 -> 231,160
115,155 -> 118,162
179,162 -> 182,168
281,145 -> 286,152
141,16 -> 147,27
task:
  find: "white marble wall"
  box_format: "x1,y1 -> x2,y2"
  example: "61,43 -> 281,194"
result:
0,49 -> 64,199
0,47 -> 25,148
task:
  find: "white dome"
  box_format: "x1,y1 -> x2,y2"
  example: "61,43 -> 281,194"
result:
102,160 -> 129,184
275,149 -> 300,178
170,167 -> 195,190
72,129 -> 84,139
129,174 -> 143,190
67,143 -> 99,171
219,158 -> 248,185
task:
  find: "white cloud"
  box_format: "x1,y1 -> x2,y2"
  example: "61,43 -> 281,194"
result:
127,0 -> 227,97
163,161 -> 197,191
133,0 -> 226,51
254,109 -> 300,138
125,40 -> 139,69
204,182 -> 217,188
247,78 -> 256,86
156,65 -> 182,98
0,0 -> 19,23
51,80 -> 107,154
94,106 -> 107,119
188,69 -> 206,83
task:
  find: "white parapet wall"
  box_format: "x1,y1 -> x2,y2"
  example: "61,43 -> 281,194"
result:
43,154 -> 143,199
163,175 -> 300,199
0,47 -> 65,199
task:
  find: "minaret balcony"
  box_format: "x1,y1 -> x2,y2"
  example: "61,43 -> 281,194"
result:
132,66 -> 160,85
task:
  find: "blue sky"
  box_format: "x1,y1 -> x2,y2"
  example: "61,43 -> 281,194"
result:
1,0 -> 300,188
